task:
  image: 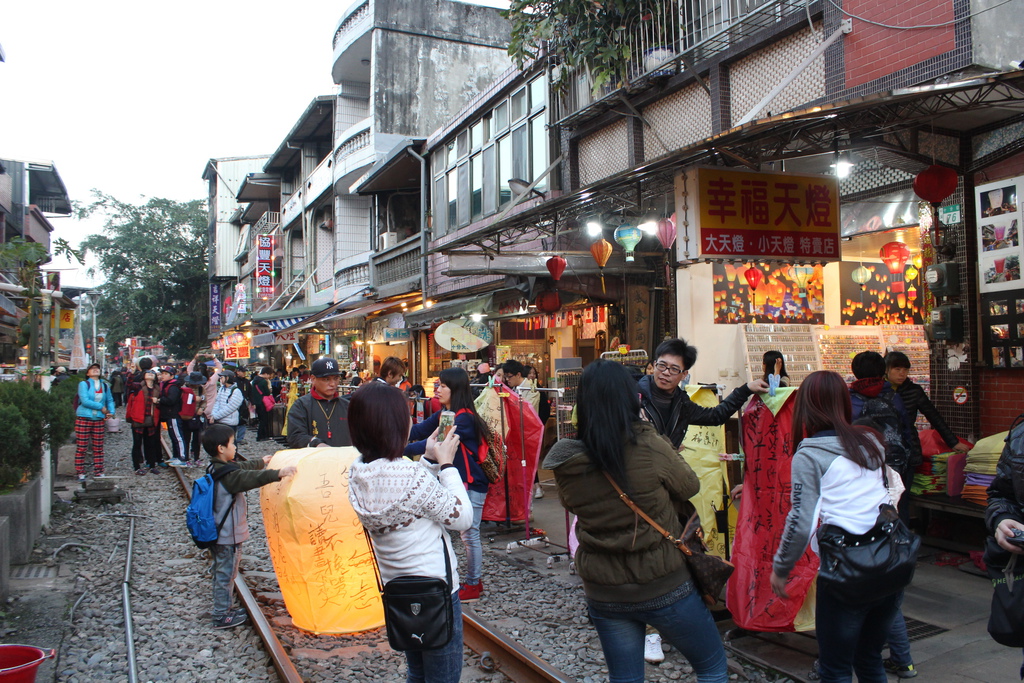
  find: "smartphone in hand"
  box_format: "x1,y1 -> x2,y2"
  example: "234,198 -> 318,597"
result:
439,410 -> 455,439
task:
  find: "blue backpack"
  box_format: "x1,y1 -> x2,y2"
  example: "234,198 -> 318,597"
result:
186,464 -> 239,548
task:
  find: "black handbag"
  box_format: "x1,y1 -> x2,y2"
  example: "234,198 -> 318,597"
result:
985,537 -> 1024,647
815,469 -> 920,604
366,529 -> 455,651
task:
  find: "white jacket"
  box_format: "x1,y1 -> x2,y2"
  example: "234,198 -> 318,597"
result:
211,385 -> 244,426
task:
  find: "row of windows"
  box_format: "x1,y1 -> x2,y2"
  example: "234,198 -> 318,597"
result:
431,76 -> 549,236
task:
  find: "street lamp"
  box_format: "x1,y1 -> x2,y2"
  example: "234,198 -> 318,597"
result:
86,290 -> 101,370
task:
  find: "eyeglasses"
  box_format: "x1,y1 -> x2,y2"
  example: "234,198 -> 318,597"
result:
654,361 -> 684,377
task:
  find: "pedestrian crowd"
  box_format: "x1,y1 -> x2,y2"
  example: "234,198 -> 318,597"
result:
65,335 -> 1024,683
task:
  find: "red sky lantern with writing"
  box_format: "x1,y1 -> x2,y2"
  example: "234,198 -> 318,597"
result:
879,241 -> 911,292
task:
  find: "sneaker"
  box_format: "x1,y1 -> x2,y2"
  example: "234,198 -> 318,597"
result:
883,659 -> 918,678
644,633 -> 665,664
135,468 -> 148,476
190,460 -> 201,468
533,483 -> 544,499
211,612 -> 248,630
77,474 -> 87,483
458,582 -> 483,602
149,467 -> 161,475
168,458 -> 187,467
94,472 -> 106,479
157,461 -> 169,468
229,607 -> 247,619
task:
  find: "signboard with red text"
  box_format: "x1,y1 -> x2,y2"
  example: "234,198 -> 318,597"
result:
256,235 -> 274,299
678,168 -> 840,262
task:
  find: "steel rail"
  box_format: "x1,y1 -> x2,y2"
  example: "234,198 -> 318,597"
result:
169,458 -> 302,683
462,607 -> 575,683
122,517 -> 139,683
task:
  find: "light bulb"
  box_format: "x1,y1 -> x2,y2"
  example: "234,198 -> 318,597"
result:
586,221 -> 603,237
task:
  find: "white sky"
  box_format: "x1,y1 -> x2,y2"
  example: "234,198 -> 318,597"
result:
0,0 -> 508,287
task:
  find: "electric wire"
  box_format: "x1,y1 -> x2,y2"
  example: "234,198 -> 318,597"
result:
826,0 -> 1018,30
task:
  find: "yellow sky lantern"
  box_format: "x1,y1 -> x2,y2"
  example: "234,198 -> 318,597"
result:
261,447 -> 384,634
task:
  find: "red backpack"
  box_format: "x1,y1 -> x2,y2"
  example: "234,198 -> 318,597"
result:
179,386 -> 198,420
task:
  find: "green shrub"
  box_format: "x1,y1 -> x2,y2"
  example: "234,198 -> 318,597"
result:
0,379 -> 76,486
0,402 -> 32,488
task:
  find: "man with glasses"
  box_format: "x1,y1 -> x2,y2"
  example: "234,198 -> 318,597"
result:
286,357 -> 352,448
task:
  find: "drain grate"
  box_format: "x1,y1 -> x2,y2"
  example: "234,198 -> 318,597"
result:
10,564 -> 58,580
904,617 -> 948,642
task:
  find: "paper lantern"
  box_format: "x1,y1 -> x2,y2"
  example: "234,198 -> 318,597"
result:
879,241 -> 911,293
913,165 -> 958,204
897,293 -> 907,309
908,285 -> 918,300
913,253 -> 923,269
261,447 -> 384,634
613,225 -> 643,262
546,255 -> 567,281
590,238 -> 613,293
744,267 -> 763,291
654,218 -> 676,283
852,265 -> 872,290
905,265 -> 919,282
535,289 -> 561,314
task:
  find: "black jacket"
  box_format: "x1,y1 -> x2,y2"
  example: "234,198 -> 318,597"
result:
894,379 -> 959,463
637,375 -> 752,450
158,378 -> 183,420
985,418 -> 1024,570
286,392 -> 352,448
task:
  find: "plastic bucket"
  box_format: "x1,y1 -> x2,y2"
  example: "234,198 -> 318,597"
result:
0,646 -> 55,683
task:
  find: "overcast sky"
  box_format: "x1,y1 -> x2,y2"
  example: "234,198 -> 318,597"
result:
0,0 -> 508,287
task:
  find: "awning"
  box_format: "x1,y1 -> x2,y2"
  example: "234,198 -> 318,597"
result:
320,294 -> 423,326
250,304 -> 326,330
236,173 -> 281,202
276,287 -> 375,334
351,138 -> 425,194
404,293 -> 495,329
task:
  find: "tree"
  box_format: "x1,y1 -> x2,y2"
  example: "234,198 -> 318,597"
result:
504,1 -> 665,93
78,192 -> 209,358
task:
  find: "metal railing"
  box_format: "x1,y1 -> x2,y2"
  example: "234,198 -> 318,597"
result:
559,0 -> 805,121
332,1 -> 370,51
254,211 -> 281,235
371,237 -> 422,288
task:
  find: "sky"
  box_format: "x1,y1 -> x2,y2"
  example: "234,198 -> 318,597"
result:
0,0 -> 508,287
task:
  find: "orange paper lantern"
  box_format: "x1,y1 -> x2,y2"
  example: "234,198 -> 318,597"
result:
590,238 -> 613,293
261,447 -> 384,634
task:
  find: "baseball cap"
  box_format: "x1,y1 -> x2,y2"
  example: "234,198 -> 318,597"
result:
311,357 -> 341,378
56,366 -> 67,373
159,366 -> 175,375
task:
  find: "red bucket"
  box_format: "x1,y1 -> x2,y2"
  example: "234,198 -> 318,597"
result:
0,646 -> 55,683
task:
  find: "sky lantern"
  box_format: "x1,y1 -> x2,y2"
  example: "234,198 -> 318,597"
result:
613,224 -> 643,261
590,238 -> 613,292
905,265 -> 919,282
261,447 -> 384,634
744,266 -> 763,291
879,241 -> 911,292
545,255 -> 567,281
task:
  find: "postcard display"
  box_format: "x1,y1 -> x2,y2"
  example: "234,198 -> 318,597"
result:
742,324 -> 822,386
977,176 -> 1023,368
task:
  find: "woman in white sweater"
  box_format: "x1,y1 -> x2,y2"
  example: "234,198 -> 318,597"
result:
347,382 -> 470,683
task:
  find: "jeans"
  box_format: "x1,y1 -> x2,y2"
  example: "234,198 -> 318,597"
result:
235,423 -> 247,444
587,586 -> 728,683
887,598 -> 913,665
461,489 -> 486,585
816,581 -> 901,683
405,591 -> 463,683
212,543 -> 242,618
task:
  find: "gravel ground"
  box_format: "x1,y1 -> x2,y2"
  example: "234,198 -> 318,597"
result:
32,417 -> 793,683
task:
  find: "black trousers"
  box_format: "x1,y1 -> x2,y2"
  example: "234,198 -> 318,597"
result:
131,428 -> 161,469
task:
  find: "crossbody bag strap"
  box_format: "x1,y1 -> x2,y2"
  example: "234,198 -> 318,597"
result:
602,471 -> 694,557
362,526 -> 385,594
361,525 -> 453,592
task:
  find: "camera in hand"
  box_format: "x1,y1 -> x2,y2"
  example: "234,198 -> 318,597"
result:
1008,528 -> 1024,546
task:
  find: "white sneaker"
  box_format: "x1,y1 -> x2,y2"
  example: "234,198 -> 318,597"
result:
533,483 -> 544,499
644,633 -> 664,664
168,458 -> 187,467
77,474 -> 87,483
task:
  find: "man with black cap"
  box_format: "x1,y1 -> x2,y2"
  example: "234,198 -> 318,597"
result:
286,357 -> 352,448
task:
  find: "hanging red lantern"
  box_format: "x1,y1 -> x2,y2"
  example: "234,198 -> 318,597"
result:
912,165 -> 958,204
590,239 -> 613,293
546,255 -> 567,281
744,266 -> 763,291
535,289 -> 561,314
879,241 -> 911,293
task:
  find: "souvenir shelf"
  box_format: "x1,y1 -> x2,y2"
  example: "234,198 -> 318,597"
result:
814,327 -> 886,383
742,324 -> 821,386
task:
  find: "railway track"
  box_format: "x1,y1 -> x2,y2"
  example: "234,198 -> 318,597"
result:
163,443 -> 575,682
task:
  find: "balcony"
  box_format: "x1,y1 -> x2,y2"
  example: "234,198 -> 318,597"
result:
370,234 -> 422,298
253,211 -> 280,235
280,154 -> 334,228
331,1 -> 372,85
558,0 -> 806,125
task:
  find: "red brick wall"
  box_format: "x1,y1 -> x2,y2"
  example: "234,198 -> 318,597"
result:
979,368 -> 1024,435
975,154 -> 1024,184
843,0 -> 955,89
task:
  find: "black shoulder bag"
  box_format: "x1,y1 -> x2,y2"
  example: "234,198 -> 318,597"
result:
364,527 -> 454,651
815,467 -> 920,604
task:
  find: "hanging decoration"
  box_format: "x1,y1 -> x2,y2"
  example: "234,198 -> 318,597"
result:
656,217 -> 677,283
613,225 -> 643,262
590,239 -> 613,293
792,266 -> 814,300
744,266 -> 764,291
545,255 -> 567,282
905,265 -> 919,282
851,264 -> 872,290
907,284 -> 918,300
535,289 -> 562,314
913,165 -> 959,247
879,241 -> 911,292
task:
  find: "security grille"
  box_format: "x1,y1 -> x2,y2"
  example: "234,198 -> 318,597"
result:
554,368 -> 582,441
904,616 -> 948,643
375,250 -> 420,286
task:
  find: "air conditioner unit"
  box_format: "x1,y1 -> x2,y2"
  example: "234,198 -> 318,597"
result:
379,231 -> 398,251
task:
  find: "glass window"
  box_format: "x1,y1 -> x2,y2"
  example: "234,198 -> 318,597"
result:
494,102 -> 508,131
433,175 -> 447,236
531,115 -> 548,191
447,170 -> 458,229
512,124 -> 529,182
529,77 -> 546,111
457,163 -> 470,227
457,131 -> 468,159
483,145 -> 496,215
470,121 -> 483,151
470,153 -> 483,220
433,149 -> 446,177
483,115 -> 492,142
498,135 -> 512,207
446,141 -> 456,168
511,88 -> 527,122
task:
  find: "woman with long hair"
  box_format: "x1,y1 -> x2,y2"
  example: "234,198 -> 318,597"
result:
771,370 -> 895,682
761,350 -> 790,387
75,363 -> 116,482
128,369 -> 162,474
405,366 -> 491,602
347,382 -> 469,683
543,360 -> 728,683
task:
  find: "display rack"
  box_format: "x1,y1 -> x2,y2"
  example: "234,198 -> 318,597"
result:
815,326 -> 886,382
741,324 -> 820,386
599,349 -> 649,369
553,367 -> 581,441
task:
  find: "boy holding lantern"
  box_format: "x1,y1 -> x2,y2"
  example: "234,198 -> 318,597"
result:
202,424 -> 296,629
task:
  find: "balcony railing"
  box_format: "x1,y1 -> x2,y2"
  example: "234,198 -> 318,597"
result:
253,211 -> 280,235
559,0 -> 805,123
332,1 -> 370,51
371,235 -> 422,292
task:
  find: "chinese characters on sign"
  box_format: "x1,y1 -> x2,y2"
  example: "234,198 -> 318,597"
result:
257,235 -> 274,299
682,168 -> 841,261
210,283 -> 221,331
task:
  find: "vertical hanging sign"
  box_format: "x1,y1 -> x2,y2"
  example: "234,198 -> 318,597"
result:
210,283 -> 222,331
257,235 -> 274,300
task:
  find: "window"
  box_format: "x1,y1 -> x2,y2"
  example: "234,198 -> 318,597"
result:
470,154 -> 483,220
456,131 -> 469,159
511,88 -> 527,122
531,115 -> 548,191
433,176 -> 447,236
457,163 -> 470,227
470,121 -> 483,151
483,145 -> 496,214
447,171 -> 458,228
529,77 -> 546,112
498,135 -> 512,206
511,124 -> 529,182
446,141 -> 456,168
494,102 -> 508,132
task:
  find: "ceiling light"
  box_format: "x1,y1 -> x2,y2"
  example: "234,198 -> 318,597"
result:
638,220 -> 658,235
586,221 -> 603,237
